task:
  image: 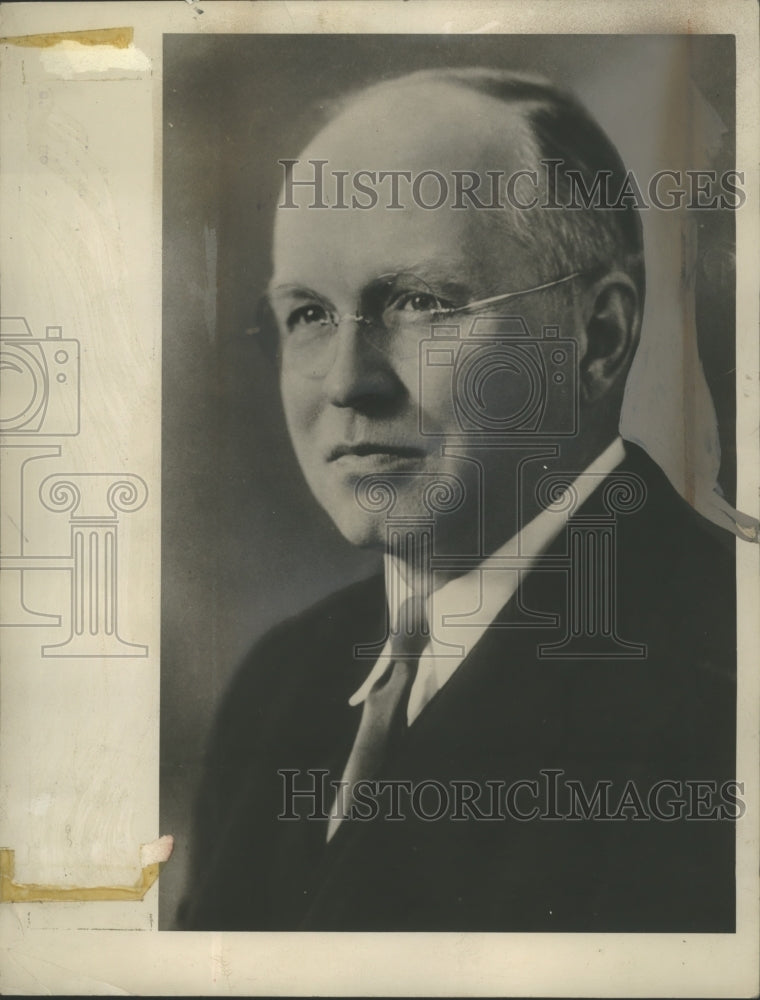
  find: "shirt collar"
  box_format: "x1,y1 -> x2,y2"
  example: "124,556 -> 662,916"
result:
349,437 -> 627,719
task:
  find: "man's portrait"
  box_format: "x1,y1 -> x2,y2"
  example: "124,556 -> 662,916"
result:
160,34 -> 742,933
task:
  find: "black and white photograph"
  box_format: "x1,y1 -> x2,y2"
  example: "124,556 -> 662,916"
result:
162,32 -> 748,932
1,2 -> 758,995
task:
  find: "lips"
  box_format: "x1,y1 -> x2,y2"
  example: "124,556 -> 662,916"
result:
328,442 -> 426,462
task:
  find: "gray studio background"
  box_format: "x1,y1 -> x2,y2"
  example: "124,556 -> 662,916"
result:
160,33 -> 735,925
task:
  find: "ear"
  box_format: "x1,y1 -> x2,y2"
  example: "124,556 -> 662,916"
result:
579,272 -> 640,405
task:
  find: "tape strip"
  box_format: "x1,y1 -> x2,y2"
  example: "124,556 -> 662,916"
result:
0,27 -> 133,49
0,836 -> 173,903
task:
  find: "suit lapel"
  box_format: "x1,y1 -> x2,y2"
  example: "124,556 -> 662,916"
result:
297,448 -> 663,923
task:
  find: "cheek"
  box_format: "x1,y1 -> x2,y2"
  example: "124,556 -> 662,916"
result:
280,373 -> 322,447
416,362 -> 457,436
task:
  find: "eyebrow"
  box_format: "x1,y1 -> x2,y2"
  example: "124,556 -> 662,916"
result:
267,284 -> 333,306
268,261 -> 475,304
402,261 -> 474,302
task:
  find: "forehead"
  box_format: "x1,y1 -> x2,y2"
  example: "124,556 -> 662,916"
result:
271,82 -> 537,296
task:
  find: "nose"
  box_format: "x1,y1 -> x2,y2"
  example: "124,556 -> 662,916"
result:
322,315 -> 403,409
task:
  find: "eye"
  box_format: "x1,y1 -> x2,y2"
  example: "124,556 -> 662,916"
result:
286,303 -> 332,332
390,291 -> 450,316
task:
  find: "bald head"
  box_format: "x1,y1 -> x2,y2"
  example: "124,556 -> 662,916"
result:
299,76 -> 537,176
273,79 -> 546,302
274,68 -> 644,306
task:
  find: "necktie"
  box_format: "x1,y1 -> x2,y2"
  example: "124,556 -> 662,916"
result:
327,600 -> 428,842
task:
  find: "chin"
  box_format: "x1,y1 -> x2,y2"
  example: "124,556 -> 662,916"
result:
329,508 -> 390,550
316,476 -> 438,551
322,489 -> 474,558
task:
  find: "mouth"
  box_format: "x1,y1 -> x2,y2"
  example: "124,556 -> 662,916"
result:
327,443 -> 426,464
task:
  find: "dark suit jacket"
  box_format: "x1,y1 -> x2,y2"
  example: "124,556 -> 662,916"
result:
177,444 -> 736,932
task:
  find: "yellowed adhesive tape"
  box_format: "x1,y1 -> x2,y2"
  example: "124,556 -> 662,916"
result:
0,836 -> 173,903
0,27 -> 133,49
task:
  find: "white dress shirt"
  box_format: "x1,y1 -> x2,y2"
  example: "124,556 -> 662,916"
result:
348,437 -> 626,725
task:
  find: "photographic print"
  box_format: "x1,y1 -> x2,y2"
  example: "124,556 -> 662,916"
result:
1,2 -> 758,995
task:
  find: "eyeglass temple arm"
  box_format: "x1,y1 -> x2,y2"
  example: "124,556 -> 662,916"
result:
437,271 -> 583,316
249,270 -> 583,335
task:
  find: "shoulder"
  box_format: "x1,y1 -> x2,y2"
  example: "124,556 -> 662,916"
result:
616,441 -> 735,581
243,572 -> 386,666
550,444 -> 737,763
208,573 -> 385,752
614,441 -> 736,681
